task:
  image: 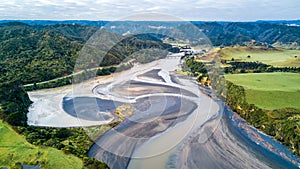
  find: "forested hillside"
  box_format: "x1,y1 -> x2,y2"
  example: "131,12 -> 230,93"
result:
0,22 -> 172,83
192,22 -> 300,47
0,23 -> 83,84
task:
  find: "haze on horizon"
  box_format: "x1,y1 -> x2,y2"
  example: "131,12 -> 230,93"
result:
0,0 -> 299,21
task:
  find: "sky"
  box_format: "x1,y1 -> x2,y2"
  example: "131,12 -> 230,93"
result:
0,0 -> 299,21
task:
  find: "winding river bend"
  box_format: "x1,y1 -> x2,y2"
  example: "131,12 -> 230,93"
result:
67,58 -> 300,168
19,18 -> 300,169
25,53 -> 300,168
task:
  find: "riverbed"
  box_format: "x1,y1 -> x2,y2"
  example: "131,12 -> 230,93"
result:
28,57 -> 300,168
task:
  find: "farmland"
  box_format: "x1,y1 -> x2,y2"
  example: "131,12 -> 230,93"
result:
219,46 -> 300,67
225,72 -> 300,110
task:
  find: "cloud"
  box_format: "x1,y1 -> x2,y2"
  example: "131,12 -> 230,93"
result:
0,0 -> 299,21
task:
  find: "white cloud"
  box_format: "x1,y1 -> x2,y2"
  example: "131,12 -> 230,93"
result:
146,6 -> 164,11
0,0 -> 299,21
37,0 -> 59,6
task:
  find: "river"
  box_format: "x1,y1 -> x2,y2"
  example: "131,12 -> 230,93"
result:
27,55 -> 300,168
85,57 -> 300,169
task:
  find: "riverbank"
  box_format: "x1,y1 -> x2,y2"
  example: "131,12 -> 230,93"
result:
226,107 -> 300,167
27,59 -> 160,127
23,63 -> 133,91
27,75 -> 114,127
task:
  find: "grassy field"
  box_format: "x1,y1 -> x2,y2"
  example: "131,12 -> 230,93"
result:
226,72 -> 300,110
219,46 -> 300,67
0,121 -> 83,169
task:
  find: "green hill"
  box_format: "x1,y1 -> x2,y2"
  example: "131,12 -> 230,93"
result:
0,120 -> 83,169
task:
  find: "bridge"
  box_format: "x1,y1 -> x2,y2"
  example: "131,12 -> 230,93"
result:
166,52 -> 185,59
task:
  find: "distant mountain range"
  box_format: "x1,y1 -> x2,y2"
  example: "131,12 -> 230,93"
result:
0,20 -> 299,85
192,21 -> 300,47
0,20 -> 300,26
0,20 -> 109,27
2,19 -> 298,48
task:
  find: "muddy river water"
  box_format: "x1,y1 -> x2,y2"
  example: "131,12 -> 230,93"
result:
86,58 -> 300,168
28,58 -> 300,168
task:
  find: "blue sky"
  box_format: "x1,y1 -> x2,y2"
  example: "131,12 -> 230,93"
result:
0,0 -> 299,21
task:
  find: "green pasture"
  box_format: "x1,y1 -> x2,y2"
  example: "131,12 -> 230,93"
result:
220,47 -> 300,67
0,121 -> 83,169
226,72 -> 300,110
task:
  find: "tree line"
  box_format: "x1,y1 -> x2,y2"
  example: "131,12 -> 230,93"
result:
224,61 -> 300,74
24,63 -> 133,91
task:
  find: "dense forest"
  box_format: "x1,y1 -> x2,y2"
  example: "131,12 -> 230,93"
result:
0,23 -> 90,128
0,22 -> 84,84
0,22 -> 171,85
0,80 -> 31,126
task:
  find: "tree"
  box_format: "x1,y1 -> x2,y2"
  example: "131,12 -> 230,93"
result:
33,82 -> 37,89
6,111 -> 26,126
